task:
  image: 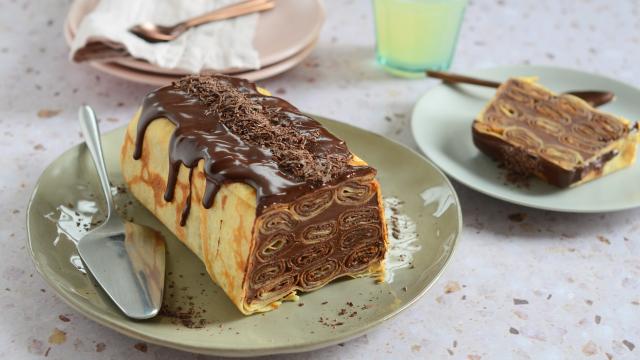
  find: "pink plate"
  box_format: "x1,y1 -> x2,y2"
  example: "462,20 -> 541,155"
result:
87,37 -> 317,86
65,0 -> 324,75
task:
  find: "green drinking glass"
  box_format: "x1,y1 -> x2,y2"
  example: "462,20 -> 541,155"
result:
372,0 -> 468,77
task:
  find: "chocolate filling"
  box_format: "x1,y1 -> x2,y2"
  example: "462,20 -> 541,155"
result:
133,75 -> 375,220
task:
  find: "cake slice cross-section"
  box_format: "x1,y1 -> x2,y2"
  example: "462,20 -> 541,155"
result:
120,75 -> 388,314
472,78 -> 639,187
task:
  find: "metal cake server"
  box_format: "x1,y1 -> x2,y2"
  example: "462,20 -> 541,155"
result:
77,105 -> 166,319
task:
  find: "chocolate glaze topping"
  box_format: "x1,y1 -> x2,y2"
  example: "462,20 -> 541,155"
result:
133,75 -> 374,220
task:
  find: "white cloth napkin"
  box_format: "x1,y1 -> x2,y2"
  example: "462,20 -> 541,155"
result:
70,0 -> 261,72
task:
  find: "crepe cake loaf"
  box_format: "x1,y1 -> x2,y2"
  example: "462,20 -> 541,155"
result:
472,78 -> 639,187
120,75 -> 388,314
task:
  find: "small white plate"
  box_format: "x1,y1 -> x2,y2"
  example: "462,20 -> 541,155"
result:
411,65 -> 640,213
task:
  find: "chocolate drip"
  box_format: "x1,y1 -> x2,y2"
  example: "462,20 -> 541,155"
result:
179,168 -> 194,227
133,75 -> 374,223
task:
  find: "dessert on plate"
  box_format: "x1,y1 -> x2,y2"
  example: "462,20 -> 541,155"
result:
472,78 -> 639,187
120,75 -> 388,314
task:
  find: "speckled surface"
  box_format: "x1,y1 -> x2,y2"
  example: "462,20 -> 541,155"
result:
1,0 -> 639,359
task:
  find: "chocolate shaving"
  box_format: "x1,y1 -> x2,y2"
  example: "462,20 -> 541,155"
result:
173,75 -> 351,184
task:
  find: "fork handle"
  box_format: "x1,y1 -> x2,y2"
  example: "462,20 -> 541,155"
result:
426,70 -> 502,88
183,0 -> 274,28
79,105 -> 115,216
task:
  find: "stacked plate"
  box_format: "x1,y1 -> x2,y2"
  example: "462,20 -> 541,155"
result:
64,0 -> 324,85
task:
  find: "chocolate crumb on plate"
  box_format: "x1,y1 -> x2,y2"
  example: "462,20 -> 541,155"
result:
507,213 -> 527,222
133,342 -> 148,352
622,340 -> 635,351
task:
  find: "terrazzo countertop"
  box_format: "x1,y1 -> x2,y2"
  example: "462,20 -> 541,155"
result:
2,0 -> 639,359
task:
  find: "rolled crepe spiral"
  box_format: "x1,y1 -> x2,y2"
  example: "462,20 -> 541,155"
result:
497,100 -> 520,118
257,233 -> 293,261
560,134 -> 602,154
300,259 -> 339,289
292,189 -> 333,219
534,103 -> 571,125
503,127 -> 544,150
504,87 -> 537,108
557,97 -> 589,118
256,275 -> 296,301
527,116 -> 566,136
340,225 -> 380,250
290,242 -> 332,268
589,114 -> 626,141
484,110 -> 513,127
571,123 -> 610,144
512,82 -> 550,101
336,181 -> 374,205
301,220 -> 338,243
251,260 -> 287,289
344,244 -> 381,272
539,145 -> 583,167
260,210 -> 296,235
339,207 -> 380,230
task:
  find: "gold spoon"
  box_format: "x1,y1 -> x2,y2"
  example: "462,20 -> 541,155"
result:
130,0 -> 275,43
426,70 -> 615,107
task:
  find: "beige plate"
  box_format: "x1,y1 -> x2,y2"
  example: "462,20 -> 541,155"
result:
27,116 -> 461,357
64,0 -> 324,75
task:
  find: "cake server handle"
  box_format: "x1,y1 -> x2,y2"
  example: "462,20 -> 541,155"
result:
79,105 -> 115,216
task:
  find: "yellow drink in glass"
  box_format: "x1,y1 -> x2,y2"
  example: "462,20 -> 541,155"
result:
373,0 -> 468,77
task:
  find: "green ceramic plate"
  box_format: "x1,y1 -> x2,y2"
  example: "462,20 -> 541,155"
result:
412,65 -> 640,213
27,116 -> 461,357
